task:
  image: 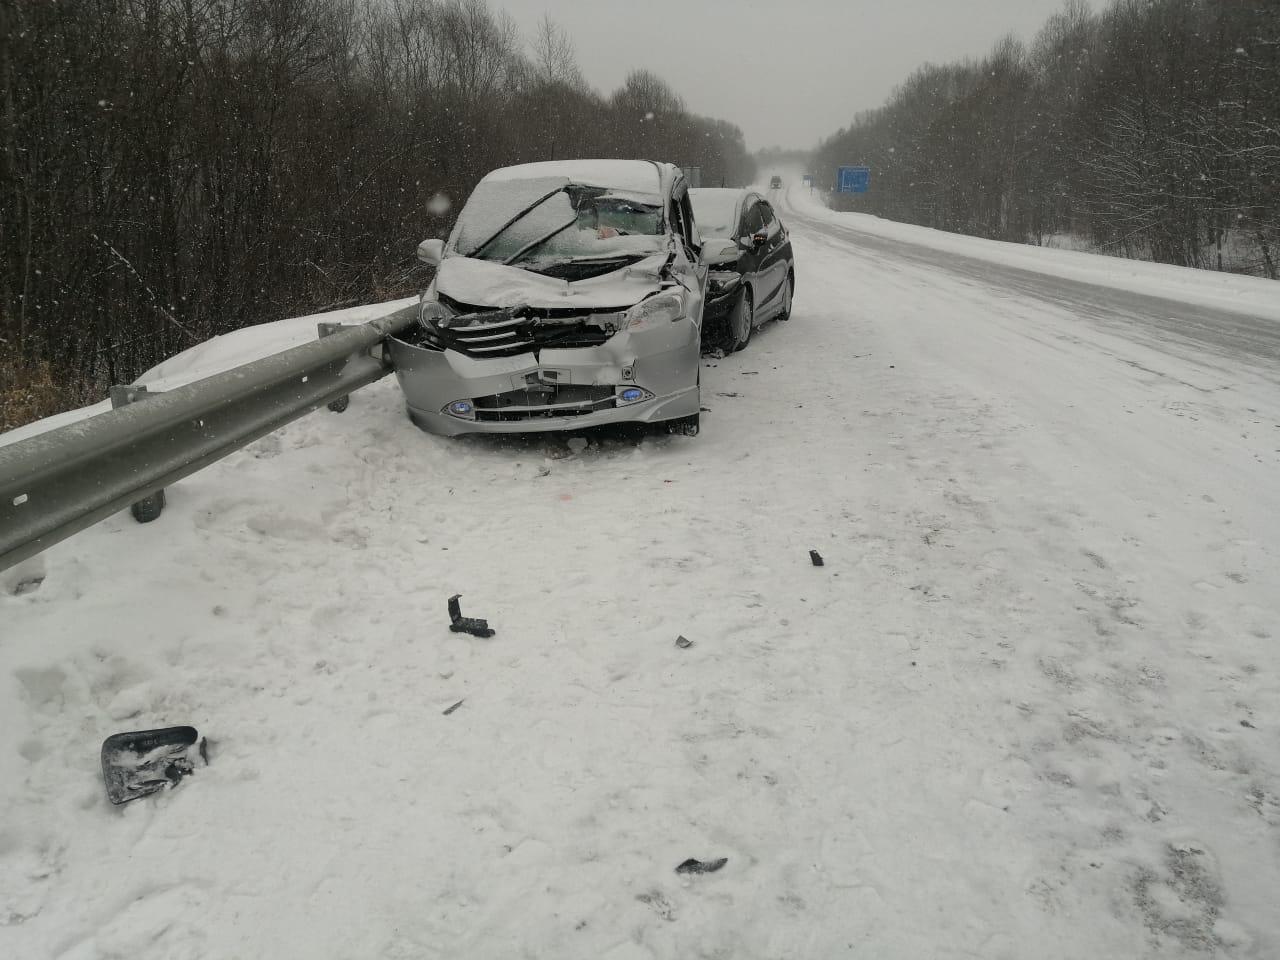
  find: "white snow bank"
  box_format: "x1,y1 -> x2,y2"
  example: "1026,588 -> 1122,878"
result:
788,185 -> 1280,322
0,297 -> 416,449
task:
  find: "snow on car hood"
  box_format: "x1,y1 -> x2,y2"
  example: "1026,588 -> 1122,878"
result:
434,253 -> 669,310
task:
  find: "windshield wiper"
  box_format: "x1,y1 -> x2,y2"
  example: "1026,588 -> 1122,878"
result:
503,216 -> 579,266
466,185 -> 568,260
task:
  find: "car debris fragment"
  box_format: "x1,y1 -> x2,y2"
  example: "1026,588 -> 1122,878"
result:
443,699 -> 466,716
675,857 -> 728,874
809,550 -> 825,567
448,594 -> 496,637
101,725 -> 205,805
675,635 -> 693,649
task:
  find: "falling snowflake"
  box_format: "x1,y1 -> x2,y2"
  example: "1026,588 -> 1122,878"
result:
427,193 -> 452,217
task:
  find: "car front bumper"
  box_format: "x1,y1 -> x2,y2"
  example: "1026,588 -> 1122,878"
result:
387,319 -> 701,436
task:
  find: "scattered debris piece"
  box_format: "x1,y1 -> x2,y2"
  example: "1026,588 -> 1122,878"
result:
676,857 -> 728,875
716,391 -> 740,398
1240,719 -> 1255,729
13,575 -> 45,596
809,550 -> 825,567
443,699 -> 465,716
741,371 -> 759,376
536,464 -> 552,477
675,635 -> 693,649
101,726 -> 204,805
448,595 -> 495,638
637,889 -> 678,921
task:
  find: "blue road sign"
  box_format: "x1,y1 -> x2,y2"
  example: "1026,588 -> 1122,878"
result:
837,166 -> 870,194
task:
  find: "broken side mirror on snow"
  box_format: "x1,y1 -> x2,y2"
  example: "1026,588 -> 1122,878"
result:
101,725 -> 207,805
448,594 -> 495,638
417,238 -> 444,266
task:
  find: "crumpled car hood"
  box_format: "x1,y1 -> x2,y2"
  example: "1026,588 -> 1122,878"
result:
435,254 -> 668,310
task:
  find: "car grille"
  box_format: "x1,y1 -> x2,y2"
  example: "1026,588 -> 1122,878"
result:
434,316 -> 613,358
472,384 -> 617,422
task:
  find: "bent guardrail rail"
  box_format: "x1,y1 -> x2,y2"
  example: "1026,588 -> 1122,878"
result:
0,307 -> 418,573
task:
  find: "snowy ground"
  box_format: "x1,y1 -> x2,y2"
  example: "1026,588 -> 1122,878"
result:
2,185 -> 1279,959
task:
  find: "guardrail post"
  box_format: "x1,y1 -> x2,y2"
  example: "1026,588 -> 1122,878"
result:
108,385 -> 166,523
317,322 -> 351,412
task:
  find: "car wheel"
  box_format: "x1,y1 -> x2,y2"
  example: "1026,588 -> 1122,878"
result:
131,489 -> 166,523
729,289 -> 753,352
665,412 -> 700,436
779,272 -> 794,322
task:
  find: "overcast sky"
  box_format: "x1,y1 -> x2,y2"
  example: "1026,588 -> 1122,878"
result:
499,0 -> 1087,150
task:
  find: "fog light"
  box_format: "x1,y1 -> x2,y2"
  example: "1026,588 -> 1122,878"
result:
446,400 -> 474,417
620,388 -> 644,403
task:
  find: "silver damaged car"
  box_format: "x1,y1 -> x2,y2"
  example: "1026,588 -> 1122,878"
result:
388,159 -> 707,436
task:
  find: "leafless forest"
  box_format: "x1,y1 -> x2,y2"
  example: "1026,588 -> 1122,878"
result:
814,0 -> 1280,276
0,0 -> 754,427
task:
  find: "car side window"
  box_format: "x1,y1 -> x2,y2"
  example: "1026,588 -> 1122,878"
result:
669,194 -> 687,242
670,188 -> 697,257
760,201 -> 781,238
679,192 -> 699,253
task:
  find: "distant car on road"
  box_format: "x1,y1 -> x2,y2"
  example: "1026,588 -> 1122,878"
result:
690,188 -> 795,352
770,175 -> 783,190
389,160 -> 706,436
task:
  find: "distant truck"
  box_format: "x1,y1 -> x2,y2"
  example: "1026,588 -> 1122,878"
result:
769,175 -> 783,190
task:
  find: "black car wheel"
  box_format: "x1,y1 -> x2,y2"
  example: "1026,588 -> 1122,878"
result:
729,289 -> 753,353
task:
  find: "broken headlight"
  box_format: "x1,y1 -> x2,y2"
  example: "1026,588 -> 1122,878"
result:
708,272 -> 741,297
416,298 -> 456,350
623,290 -> 685,331
419,298 -> 455,333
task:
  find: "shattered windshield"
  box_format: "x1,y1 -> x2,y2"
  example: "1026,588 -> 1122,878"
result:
689,190 -> 741,238
451,177 -> 665,266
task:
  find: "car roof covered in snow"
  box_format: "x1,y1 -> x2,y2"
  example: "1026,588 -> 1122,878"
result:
482,159 -> 672,195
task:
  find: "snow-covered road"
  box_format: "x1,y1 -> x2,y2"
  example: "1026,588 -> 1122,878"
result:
3,188 -> 1278,959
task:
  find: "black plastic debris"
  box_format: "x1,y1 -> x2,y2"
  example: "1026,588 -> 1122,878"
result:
13,575 -> 45,596
101,726 -> 204,805
443,699 -> 465,716
675,635 -> 693,649
809,550 -> 825,567
676,857 -> 728,875
449,595 -> 495,638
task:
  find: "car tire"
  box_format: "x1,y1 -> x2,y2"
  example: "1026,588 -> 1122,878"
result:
131,490 -> 166,524
779,272 -> 794,322
665,413 -> 700,437
729,289 -> 753,353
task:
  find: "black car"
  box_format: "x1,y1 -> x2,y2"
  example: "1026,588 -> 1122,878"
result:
690,188 -> 795,352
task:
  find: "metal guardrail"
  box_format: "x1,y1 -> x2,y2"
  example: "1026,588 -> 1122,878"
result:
0,306 -> 418,572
